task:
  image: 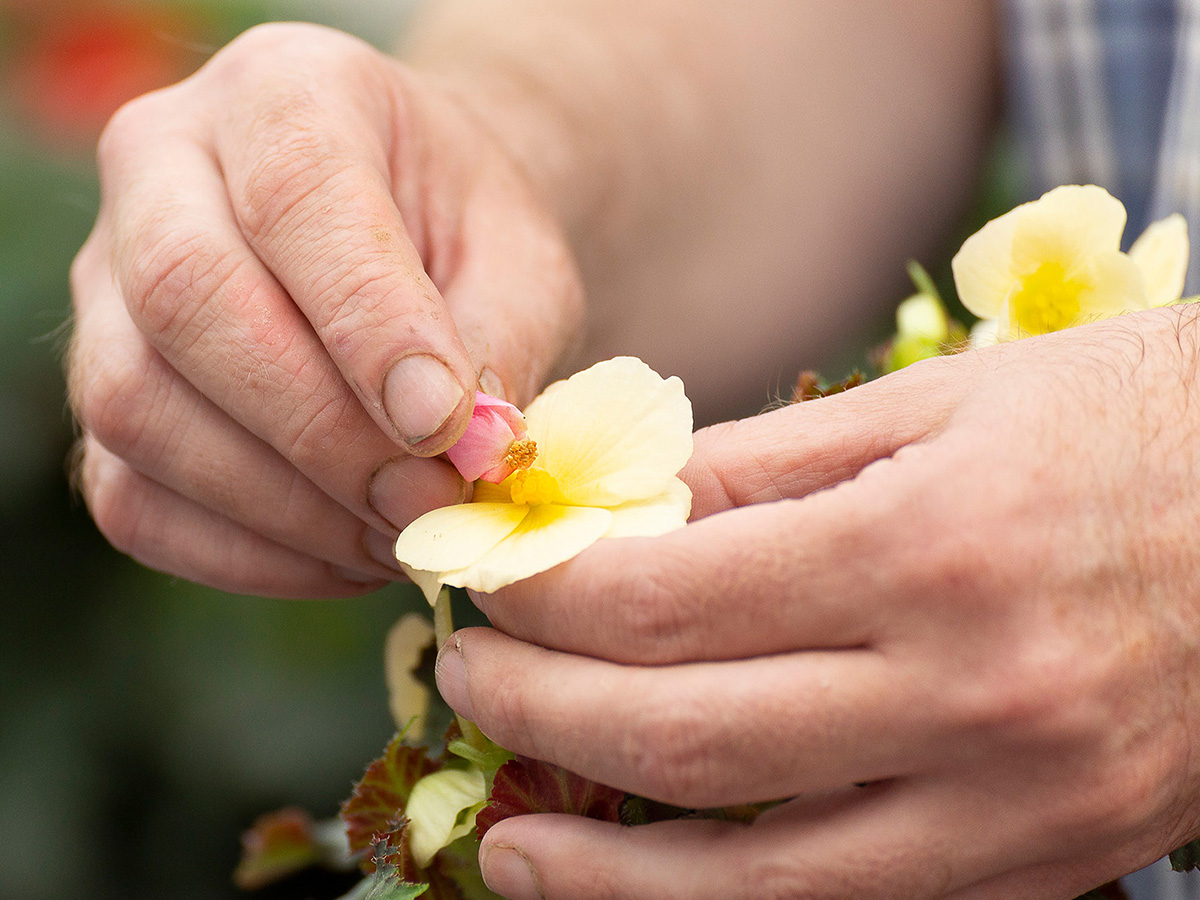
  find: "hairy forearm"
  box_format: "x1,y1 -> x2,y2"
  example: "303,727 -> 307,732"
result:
403,1 -> 999,421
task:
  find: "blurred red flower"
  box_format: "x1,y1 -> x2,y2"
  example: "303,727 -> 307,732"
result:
5,2 -> 205,148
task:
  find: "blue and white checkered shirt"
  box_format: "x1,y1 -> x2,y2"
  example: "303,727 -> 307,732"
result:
1004,3 -> 1200,896
1005,0 -> 1200,289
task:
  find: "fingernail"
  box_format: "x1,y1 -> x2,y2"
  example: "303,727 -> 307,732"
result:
478,366 -> 506,400
435,637 -> 475,721
384,354 -> 468,448
368,456 -> 466,531
481,844 -> 542,900
365,528 -> 404,573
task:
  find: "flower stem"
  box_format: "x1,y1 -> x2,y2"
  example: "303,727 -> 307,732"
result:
433,588 -> 491,753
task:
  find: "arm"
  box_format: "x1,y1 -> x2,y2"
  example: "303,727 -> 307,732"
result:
404,0 -> 999,422
67,1 -> 996,597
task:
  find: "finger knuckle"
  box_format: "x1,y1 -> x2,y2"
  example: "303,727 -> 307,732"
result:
72,342 -> 156,460
625,699 -> 717,807
218,21 -> 369,74
611,562 -> 697,664
747,858 -> 822,900
122,221 -> 224,346
231,131 -> 340,243
96,89 -> 175,178
282,384 -> 375,475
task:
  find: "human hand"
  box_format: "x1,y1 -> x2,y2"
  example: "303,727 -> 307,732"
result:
436,306 -> 1200,899
67,23 -> 582,597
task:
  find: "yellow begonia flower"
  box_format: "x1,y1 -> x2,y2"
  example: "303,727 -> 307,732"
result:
383,613 -> 435,742
394,356 -> 693,603
952,184 -> 1189,342
405,766 -> 488,868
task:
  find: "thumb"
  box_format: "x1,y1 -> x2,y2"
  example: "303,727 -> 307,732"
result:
682,354 -> 980,519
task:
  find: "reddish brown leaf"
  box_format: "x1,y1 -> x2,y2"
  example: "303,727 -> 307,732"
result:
476,757 -> 626,839
342,733 -> 441,870
233,807 -> 321,890
791,370 -> 865,403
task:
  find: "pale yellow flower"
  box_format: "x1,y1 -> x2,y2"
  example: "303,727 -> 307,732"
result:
405,766 -> 487,868
952,184 -> 1189,342
383,613 -> 435,742
394,357 -> 693,603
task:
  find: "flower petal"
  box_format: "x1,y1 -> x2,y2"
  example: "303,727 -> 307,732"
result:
603,477 -> 692,538
394,502 -> 530,603
968,317 -> 1002,348
384,613 -> 435,738
398,565 -> 445,607
406,767 -> 488,868
1079,250 -> 1147,316
1010,184 -> 1127,279
1129,213 -> 1189,308
952,203 -> 1024,320
895,292 -> 949,342
441,504 -> 613,594
523,357 -> 693,506
444,392 -> 527,483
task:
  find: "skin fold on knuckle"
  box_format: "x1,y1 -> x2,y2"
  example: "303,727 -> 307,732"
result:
71,330 -> 159,463
118,216 -> 235,349
624,695 -> 723,807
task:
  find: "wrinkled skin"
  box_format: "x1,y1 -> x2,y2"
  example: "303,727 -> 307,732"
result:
438,307 -> 1200,900
67,23 -> 583,597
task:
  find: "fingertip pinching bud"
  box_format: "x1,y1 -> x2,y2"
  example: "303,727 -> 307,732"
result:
444,392 -> 537,484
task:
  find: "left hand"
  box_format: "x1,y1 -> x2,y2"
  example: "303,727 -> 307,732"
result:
435,306 -> 1200,899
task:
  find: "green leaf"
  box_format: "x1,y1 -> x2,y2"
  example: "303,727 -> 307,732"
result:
342,732 -> 441,869
339,867 -> 429,900
435,835 -> 494,900
907,260 -> 942,302
446,738 -> 514,773
476,757 -> 625,839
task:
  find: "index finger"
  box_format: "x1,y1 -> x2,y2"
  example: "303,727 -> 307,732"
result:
474,450 -> 945,664
212,25 -> 477,453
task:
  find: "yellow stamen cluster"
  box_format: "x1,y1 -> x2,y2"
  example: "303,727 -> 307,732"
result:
504,438 -> 538,472
1009,262 -> 1084,335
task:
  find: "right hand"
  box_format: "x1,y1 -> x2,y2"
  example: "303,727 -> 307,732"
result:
67,22 -> 583,597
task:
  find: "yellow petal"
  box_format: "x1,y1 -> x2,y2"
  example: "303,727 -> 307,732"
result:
384,613 -> 435,740
1010,184 -> 1127,279
603,478 -> 692,538
406,767 -> 488,868
968,317 -> 1001,348
952,203 -> 1024,320
395,502 -> 529,575
1079,250 -> 1147,316
395,502 -> 530,604
398,565 -> 445,607
441,504 -> 613,594
1129,213 -> 1189,308
523,357 -> 693,506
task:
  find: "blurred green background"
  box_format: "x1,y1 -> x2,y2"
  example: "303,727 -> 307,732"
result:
0,3 -> 430,898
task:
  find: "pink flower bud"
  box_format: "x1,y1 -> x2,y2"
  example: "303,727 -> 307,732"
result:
445,392 -> 537,483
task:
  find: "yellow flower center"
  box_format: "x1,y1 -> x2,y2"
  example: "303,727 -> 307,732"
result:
508,467 -> 564,506
1010,262 -> 1085,335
